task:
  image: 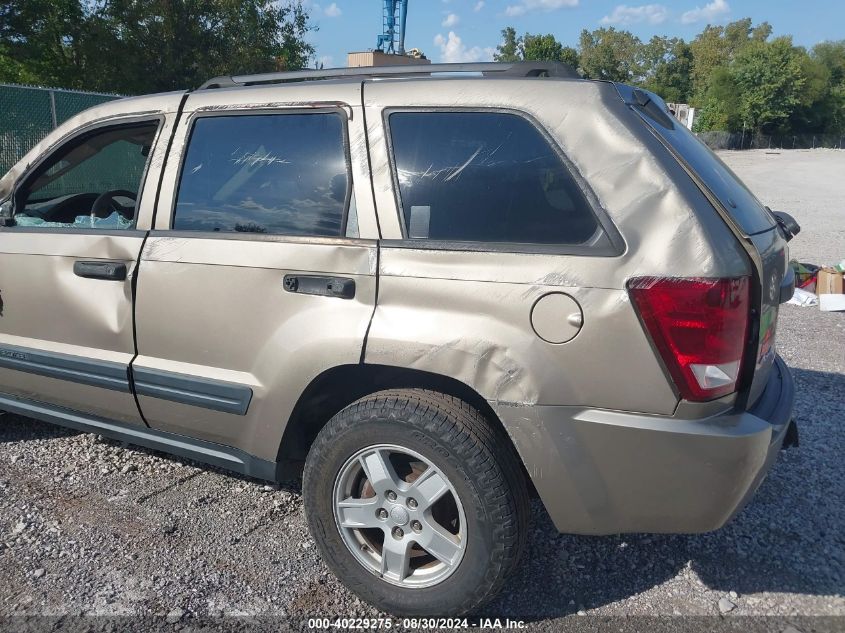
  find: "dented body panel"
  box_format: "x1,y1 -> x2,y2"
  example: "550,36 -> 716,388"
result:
494,355 -> 794,534
0,93 -> 182,424
0,71 -> 794,537
0,231 -> 145,423
363,79 -> 749,415
132,82 -> 378,459
133,235 -> 377,459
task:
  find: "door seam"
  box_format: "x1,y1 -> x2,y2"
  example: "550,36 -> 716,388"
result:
359,80 -> 381,365
129,92 -> 189,427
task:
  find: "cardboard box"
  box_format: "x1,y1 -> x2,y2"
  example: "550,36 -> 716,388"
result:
817,267 -> 845,295
820,294 -> 845,312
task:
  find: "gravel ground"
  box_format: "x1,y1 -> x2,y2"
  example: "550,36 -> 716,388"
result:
1,149 -> 843,629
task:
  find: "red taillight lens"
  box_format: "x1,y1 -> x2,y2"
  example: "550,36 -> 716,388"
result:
628,277 -> 750,401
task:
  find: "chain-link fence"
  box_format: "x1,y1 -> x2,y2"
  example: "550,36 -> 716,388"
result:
0,84 -> 121,176
696,130 -> 845,151
3,83 -> 844,181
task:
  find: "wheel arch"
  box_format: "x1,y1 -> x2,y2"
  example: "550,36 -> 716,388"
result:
277,364 -> 533,493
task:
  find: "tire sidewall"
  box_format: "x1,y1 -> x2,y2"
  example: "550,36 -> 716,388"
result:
304,412 -> 503,616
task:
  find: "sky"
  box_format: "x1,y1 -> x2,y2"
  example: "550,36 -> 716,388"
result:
300,0 -> 845,68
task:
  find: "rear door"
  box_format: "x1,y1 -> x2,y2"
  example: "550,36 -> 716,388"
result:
616,85 -> 789,405
131,82 -> 378,462
0,103 -> 178,424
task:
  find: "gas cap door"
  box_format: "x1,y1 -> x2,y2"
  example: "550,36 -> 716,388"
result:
530,292 -> 583,344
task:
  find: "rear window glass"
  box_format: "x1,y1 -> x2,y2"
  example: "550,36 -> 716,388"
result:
635,108 -> 775,235
387,111 -> 601,245
173,113 -> 349,236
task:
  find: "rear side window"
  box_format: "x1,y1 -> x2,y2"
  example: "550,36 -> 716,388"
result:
173,113 -> 349,236
630,98 -> 775,235
387,111 -> 600,245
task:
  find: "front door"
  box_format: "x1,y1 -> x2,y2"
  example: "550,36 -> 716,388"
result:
131,82 -> 379,461
0,110 -> 174,424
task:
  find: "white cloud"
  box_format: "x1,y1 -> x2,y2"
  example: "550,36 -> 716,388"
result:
600,4 -> 668,25
442,13 -> 460,27
324,2 -> 341,17
434,32 -> 495,63
504,0 -> 578,17
680,0 -> 729,24
474,1 -> 485,11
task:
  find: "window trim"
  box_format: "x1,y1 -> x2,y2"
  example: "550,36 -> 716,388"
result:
3,115 -> 164,235
147,229 -> 375,248
169,107 -> 354,240
382,107 -> 624,257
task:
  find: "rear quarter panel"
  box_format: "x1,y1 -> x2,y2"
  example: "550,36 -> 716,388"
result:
363,78 -> 751,415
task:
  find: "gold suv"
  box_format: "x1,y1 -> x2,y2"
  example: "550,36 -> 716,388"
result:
0,63 -> 798,615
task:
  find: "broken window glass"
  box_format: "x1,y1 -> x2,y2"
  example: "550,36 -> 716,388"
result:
14,123 -> 158,230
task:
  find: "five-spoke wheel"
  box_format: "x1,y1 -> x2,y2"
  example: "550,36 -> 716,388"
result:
303,389 -> 528,616
333,444 -> 466,587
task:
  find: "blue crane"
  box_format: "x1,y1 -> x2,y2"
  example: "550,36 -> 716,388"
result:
375,0 -> 409,56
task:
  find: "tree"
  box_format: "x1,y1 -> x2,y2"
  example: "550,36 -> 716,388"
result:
812,40 -> 845,86
787,50 -> 831,132
559,46 -> 580,70
810,41 -> 845,133
578,27 -> 642,81
494,28 -> 579,69
489,19 -> 840,137
786,40 -> 845,134
689,18 -> 772,102
0,0 -> 89,88
691,30 -> 844,135
494,27 -> 521,63
86,0 -> 315,93
578,27 -> 642,82
731,37 -> 805,133
640,36 -> 693,103
693,67 -> 742,132
0,0 -> 315,93
0,40 -> 35,85
523,33 -> 578,68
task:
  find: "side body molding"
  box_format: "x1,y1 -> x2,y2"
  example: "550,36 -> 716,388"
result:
132,366 -> 253,416
0,344 -> 130,392
0,344 -> 253,416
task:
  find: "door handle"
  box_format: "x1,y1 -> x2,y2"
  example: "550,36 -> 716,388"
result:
73,260 -> 128,281
283,275 -> 356,299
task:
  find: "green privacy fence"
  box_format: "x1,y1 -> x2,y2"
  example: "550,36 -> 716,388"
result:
0,83 -> 121,176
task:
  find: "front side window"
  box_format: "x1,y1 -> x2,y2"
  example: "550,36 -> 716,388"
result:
173,113 -> 349,237
14,122 -> 158,230
388,111 -> 601,245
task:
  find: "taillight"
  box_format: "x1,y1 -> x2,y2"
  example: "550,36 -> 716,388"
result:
628,277 -> 750,401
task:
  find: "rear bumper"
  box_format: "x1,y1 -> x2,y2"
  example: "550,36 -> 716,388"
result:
495,355 -> 795,535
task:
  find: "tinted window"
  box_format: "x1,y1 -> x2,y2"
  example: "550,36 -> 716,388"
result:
174,113 -> 349,236
14,123 -> 157,230
629,92 -> 775,235
388,112 -> 599,244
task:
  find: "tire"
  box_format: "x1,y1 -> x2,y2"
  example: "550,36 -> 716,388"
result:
303,388 -> 529,616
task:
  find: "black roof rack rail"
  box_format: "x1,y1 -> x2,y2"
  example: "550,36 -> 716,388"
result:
198,61 -> 579,90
